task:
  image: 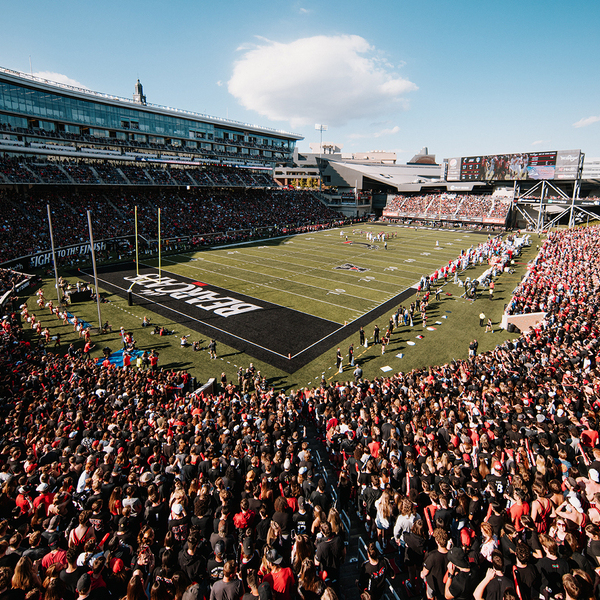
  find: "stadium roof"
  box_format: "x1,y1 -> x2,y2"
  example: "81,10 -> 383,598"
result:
322,159 -> 446,190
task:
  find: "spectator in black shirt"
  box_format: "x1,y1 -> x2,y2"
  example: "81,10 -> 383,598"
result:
512,542 -> 540,600
292,497 -> 310,536
485,502 -> 506,539
445,547 -> 477,600
59,548 -> 85,598
239,538 -> 261,594
178,530 -> 207,585
314,522 -> 345,590
357,542 -> 391,600
309,480 -> 330,515
473,551 -> 511,600
403,519 -> 427,591
536,534 -> 569,600
433,495 -> 454,530
421,527 -> 449,600
207,541 -> 226,584
242,569 -> 260,600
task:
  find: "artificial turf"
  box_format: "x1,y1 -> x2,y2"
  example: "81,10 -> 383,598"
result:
25,225 -> 542,393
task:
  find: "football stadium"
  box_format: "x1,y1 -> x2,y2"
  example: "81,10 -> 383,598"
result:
1,64 -> 600,600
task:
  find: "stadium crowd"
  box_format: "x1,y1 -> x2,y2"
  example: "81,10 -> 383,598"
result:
0,187 -> 343,263
0,157 -> 277,189
0,225 -> 597,600
454,196 -> 494,219
384,194 -> 511,223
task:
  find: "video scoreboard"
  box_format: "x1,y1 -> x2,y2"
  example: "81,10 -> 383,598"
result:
446,150 -> 581,182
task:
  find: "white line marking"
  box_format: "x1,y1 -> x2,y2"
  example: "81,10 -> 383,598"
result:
159,258 -> 365,311
87,274 -> 297,360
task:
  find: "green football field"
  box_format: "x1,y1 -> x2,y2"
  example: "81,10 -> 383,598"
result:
148,224 -> 478,324
33,224 -> 541,392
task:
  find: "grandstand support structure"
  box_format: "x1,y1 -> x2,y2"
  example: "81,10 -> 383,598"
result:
512,153 -> 587,231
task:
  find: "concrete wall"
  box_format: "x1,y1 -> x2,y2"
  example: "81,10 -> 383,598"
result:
501,311 -> 546,332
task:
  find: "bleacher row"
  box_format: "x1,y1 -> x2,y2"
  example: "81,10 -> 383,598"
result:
384,193 -> 511,221
0,156 -> 274,187
0,187 -> 344,263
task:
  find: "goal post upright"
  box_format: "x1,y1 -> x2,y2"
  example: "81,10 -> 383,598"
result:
135,205 -> 139,278
158,207 -> 162,283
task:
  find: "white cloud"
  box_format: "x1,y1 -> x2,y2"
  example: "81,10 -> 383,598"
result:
216,80 -> 223,87
573,115 -> 600,128
374,125 -> 400,138
531,140 -> 549,146
228,35 -> 417,128
299,7 -> 310,13
348,125 -> 400,139
33,71 -> 88,89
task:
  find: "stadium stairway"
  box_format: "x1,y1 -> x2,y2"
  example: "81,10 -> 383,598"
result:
306,422 -> 411,600
88,165 -> 102,183
117,166 -> 132,185
102,194 -> 128,220
21,163 -> 42,183
304,420 -> 362,600
56,163 -> 76,184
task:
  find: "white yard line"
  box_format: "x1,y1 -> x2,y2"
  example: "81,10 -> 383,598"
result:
201,253 -> 412,292
161,257 -> 394,306
158,259 -> 375,314
91,274 -> 293,360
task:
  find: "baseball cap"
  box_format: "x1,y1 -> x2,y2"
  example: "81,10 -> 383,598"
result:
493,461 -> 503,472
111,558 -> 125,574
140,472 -> 153,484
448,547 -> 469,569
172,503 -> 184,516
258,583 -> 273,600
265,548 -> 283,565
77,573 -> 91,593
215,540 -> 226,555
460,527 -> 474,547
242,537 -> 253,555
590,469 -> 600,483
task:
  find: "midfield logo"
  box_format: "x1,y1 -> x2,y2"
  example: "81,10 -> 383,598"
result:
343,241 -> 379,250
334,263 -> 369,272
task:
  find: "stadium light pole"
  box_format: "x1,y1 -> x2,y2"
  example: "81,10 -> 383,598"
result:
315,124 -> 327,192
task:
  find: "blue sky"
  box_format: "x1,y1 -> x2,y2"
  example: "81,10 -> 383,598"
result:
2,0 -> 599,161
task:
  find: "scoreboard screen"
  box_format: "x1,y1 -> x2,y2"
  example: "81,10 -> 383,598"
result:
446,150 -> 581,182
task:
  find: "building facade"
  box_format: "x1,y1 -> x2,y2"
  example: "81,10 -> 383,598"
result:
0,66 -> 302,168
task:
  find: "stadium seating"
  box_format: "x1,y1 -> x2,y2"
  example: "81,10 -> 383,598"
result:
0,184 -> 344,263
384,192 -> 511,224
